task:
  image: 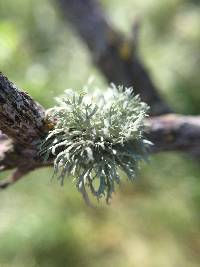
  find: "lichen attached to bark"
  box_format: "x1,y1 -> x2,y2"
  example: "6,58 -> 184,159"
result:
39,85 -> 151,203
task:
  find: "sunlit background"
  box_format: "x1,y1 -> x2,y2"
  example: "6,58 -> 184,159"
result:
0,0 -> 200,266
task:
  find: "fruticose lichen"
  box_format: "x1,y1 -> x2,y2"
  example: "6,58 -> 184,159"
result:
39,85 -> 152,203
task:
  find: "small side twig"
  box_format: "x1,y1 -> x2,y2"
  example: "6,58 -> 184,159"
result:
0,167 -> 32,189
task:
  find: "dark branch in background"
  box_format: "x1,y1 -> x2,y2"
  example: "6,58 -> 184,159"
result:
0,74 -> 199,189
57,0 -> 171,115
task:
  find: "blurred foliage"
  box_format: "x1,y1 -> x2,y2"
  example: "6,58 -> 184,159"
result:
0,0 -> 200,267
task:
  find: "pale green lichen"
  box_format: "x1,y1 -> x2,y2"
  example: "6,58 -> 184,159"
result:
39,85 -> 152,203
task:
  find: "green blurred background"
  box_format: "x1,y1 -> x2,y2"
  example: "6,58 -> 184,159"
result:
0,0 -> 200,266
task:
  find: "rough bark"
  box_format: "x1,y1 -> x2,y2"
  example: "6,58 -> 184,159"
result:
0,73 -> 50,188
0,73 -> 46,148
57,0 -> 171,115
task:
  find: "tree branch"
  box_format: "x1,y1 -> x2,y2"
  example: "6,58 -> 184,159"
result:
57,0 -> 172,115
147,114 -> 200,155
0,73 -> 199,189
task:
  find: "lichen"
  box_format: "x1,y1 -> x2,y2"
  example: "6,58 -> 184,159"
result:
39,85 -> 152,203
